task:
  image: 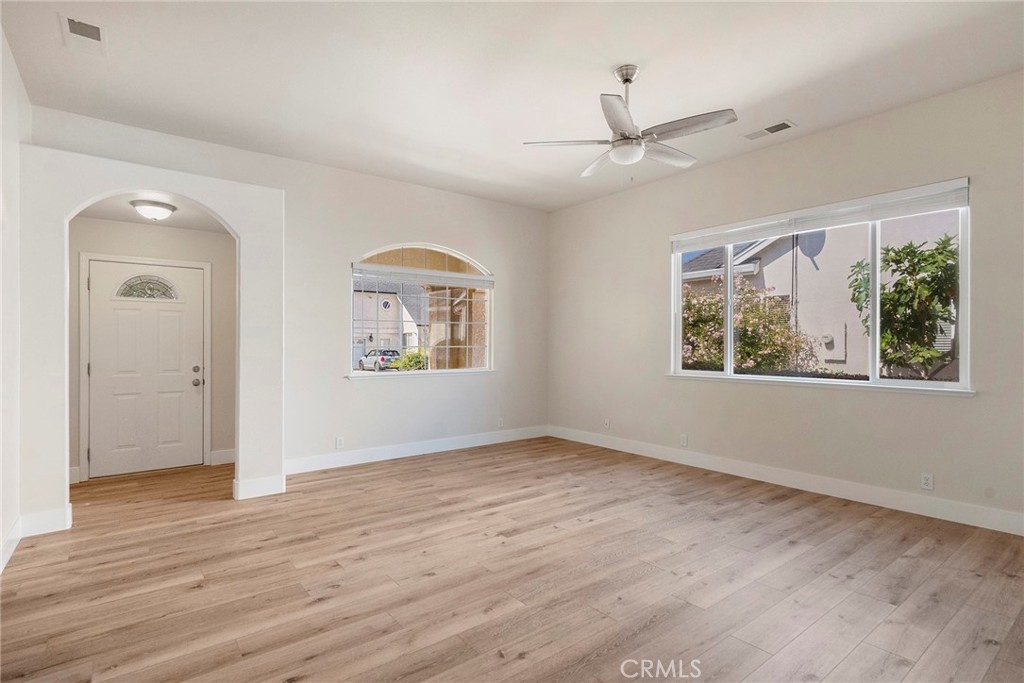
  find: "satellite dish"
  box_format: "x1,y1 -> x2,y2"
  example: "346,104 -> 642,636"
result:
798,230 -> 826,259
798,230 -> 826,270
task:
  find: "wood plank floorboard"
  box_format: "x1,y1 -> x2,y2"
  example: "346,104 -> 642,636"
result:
2,436 -> 1021,682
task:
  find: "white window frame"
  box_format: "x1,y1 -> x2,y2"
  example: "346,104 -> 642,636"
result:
669,179 -> 972,394
349,246 -> 494,378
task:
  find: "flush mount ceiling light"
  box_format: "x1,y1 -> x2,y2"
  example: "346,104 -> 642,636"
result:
130,200 -> 177,221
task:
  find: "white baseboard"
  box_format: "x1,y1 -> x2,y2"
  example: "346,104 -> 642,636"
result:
23,426 -> 1017,543
21,504 -> 73,538
211,449 -> 236,465
2,518 -> 22,572
285,426 -> 549,475
547,426 -> 1024,536
285,423 -> 1021,535
69,466 -> 81,484
233,475 -> 286,500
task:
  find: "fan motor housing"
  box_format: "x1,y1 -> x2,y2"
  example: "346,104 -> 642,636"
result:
614,64 -> 640,84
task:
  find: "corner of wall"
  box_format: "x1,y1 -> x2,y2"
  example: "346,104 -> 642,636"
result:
1,517 -> 22,572
1,24 -> 31,573
20,504 -> 72,538
233,475 -> 286,500
211,449 -> 236,465
540,211 -> 556,428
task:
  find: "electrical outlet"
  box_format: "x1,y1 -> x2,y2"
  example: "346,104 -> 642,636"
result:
603,418 -> 610,430
335,437 -> 345,450
920,472 -> 934,491
498,417 -> 504,429
680,433 -> 688,448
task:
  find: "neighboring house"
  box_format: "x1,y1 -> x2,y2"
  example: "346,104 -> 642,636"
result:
352,277 -> 488,371
682,230 -> 872,376
352,281 -> 426,367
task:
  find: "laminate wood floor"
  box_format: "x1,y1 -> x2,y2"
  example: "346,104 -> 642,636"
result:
2,437 -> 1021,682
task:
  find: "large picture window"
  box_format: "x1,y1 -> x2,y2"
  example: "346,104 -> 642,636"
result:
671,179 -> 969,391
352,245 -> 492,374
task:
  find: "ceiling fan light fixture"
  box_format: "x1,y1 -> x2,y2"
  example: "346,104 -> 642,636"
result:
523,64 -> 738,177
130,200 -> 177,221
609,139 -> 645,165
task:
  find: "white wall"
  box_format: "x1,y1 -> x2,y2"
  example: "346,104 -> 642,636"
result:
68,217 -> 238,477
28,106 -> 550,469
1,29 -> 31,568
19,146 -> 286,527
548,72 -> 1024,527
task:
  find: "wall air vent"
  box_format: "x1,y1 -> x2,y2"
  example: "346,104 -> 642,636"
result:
744,120 -> 797,141
60,14 -> 107,55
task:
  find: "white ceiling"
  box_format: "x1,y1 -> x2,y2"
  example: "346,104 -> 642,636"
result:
4,2 -> 1022,212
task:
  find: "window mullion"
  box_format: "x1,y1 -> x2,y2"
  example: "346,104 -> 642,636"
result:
957,207 -> 970,390
724,243 -> 735,376
671,253 -> 681,373
869,221 -> 880,383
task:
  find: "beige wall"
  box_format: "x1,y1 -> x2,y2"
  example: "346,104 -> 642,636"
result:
31,105 -> 549,463
68,217 -> 238,472
1,29 -> 31,562
20,145 -> 285,520
548,72 -> 1024,516
9,51 -> 1018,536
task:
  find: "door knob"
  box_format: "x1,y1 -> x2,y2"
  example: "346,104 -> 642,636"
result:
192,379 -> 201,386
193,365 -> 201,373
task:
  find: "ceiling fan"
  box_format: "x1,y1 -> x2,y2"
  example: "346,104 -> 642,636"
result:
524,64 -> 738,177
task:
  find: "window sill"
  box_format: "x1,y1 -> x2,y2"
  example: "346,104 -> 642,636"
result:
665,371 -> 975,396
347,369 -> 495,380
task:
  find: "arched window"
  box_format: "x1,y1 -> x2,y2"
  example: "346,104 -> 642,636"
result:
115,275 -> 179,300
352,245 -> 492,373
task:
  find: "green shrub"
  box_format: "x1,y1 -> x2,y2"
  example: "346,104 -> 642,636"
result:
682,276 -> 818,373
392,349 -> 429,371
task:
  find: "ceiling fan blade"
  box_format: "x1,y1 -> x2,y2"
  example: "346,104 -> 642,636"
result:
600,94 -> 638,137
580,150 -> 612,177
644,142 -> 697,169
642,109 -> 738,142
523,139 -> 610,147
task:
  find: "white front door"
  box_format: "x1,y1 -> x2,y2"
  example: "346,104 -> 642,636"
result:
88,260 -> 205,476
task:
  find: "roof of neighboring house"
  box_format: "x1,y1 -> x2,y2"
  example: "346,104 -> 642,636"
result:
682,248 -> 727,272
681,241 -> 763,273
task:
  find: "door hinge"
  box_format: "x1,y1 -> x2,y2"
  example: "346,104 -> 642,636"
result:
87,362 -> 90,377
87,277 -> 91,291
87,447 -> 91,463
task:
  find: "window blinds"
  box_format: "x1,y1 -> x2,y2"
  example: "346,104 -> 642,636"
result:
670,178 -> 968,253
352,262 -> 494,290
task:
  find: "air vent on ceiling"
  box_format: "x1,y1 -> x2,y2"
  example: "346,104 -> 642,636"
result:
60,14 -> 107,55
744,120 -> 796,141
68,19 -> 101,42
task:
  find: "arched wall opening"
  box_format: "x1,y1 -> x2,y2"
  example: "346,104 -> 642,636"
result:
69,191 -> 239,488
17,146 -> 286,537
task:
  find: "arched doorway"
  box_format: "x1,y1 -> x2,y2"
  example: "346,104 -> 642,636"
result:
69,192 -> 238,487
18,146 -> 285,536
